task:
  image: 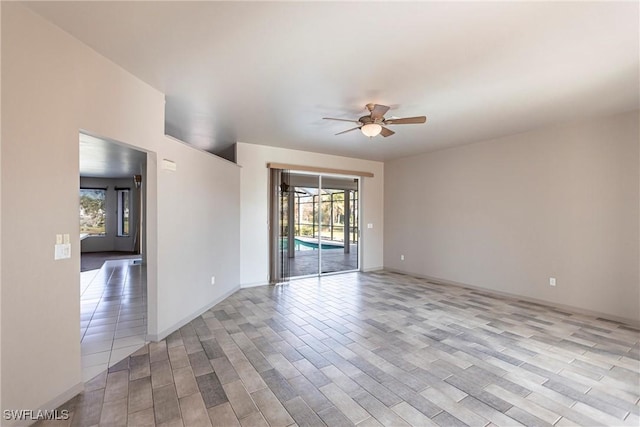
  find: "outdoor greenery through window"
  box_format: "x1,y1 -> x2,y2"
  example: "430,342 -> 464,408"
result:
117,189 -> 130,236
80,188 -> 106,236
294,189 -> 358,244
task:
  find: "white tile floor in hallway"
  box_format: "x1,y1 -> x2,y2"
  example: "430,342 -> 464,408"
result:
80,258 -> 147,381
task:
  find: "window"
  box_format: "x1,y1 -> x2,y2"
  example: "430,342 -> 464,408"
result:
80,189 -> 106,236
117,189 -> 130,237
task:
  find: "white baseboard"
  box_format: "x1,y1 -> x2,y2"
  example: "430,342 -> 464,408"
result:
362,266 -> 384,272
147,285 -> 240,342
240,281 -> 269,289
4,382 -> 84,427
383,267 -> 640,328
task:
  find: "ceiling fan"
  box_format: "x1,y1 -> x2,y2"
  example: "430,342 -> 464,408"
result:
323,103 -> 426,138
279,182 -> 309,195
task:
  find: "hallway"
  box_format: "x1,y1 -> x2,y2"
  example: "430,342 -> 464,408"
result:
81,259 -> 147,381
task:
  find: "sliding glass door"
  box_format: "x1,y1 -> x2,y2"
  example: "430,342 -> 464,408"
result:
271,170 -> 359,281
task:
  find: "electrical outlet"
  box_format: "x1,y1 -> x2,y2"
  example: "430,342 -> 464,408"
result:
400,255 -> 405,261
54,243 -> 71,260
211,276 -> 216,285
549,277 -> 556,287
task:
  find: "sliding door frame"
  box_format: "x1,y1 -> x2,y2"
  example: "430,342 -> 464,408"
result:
268,165 -> 367,282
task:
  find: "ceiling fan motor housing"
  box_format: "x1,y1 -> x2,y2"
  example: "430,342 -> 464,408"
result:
359,115 -> 377,125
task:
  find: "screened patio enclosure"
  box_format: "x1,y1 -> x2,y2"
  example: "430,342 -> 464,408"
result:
282,173 -> 359,278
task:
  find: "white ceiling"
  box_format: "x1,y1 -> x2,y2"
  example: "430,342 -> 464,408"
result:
28,1 -> 639,161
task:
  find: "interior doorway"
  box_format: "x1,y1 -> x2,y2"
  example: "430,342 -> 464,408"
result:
270,169 -> 360,282
79,133 -> 148,381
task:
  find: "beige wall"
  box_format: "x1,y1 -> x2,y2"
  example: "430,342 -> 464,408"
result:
1,3 -> 240,417
236,143 -> 384,286
385,111 -> 639,323
0,1 -> 3,415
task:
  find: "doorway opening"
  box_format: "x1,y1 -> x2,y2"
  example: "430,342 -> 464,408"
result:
79,133 -> 148,381
270,169 -> 360,283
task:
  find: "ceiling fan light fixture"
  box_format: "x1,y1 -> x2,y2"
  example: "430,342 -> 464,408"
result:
324,103 -> 426,138
361,123 -> 382,138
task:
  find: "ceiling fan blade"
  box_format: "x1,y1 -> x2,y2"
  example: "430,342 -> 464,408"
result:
380,127 -> 395,137
384,116 -> 427,125
370,104 -> 390,120
335,126 -> 361,136
323,117 -> 361,124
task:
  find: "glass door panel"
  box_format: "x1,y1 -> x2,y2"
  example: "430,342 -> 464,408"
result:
269,168 -> 291,284
289,173 -> 320,277
280,170 -> 291,282
320,177 -> 359,274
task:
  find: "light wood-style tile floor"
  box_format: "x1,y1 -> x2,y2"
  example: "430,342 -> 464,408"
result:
37,271 -> 639,426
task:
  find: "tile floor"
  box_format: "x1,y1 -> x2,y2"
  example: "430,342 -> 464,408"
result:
81,259 -> 147,381
42,271 -> 639,426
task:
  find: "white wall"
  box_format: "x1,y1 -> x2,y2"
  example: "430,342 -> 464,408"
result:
154,136 -> 240,339
385,111 -> 640,323
1,3 -> 240,419
236,143 -> 384,286
80,177 -> 140,253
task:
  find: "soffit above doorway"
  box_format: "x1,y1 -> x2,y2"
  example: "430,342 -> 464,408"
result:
80,134 -> 147,179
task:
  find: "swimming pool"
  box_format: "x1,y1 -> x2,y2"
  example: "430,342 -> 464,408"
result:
281,237 -> 344,250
